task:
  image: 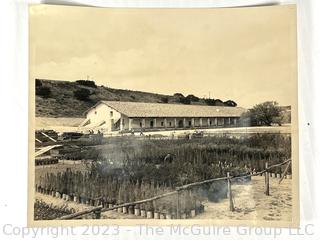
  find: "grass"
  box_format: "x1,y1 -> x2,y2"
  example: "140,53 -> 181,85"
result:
35,79 -> 236,117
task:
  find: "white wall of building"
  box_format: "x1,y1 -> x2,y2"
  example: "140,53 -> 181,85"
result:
85,103 -> 121,131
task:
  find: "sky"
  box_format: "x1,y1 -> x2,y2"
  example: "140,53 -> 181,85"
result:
29,4 -> 297,108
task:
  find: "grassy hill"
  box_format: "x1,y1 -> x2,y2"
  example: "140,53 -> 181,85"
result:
35,79 -> 237,118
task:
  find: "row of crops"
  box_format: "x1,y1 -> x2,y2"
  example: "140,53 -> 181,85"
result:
36,169 -> 230,219
35,133 -> 291,219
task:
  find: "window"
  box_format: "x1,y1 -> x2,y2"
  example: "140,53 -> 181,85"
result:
140,122 -> 142,127
110,111 -> 113,117
189,121 -> 192,126
210,120 -> 212,125
161,122 -> 164,126
169,122 -> 172,127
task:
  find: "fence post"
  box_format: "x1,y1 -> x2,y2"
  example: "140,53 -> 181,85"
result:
279,161 -> 291,184
176,190 -> 181,219
94,209 -> 101,219
227,172 -> 234,211
265,162 -> 270,196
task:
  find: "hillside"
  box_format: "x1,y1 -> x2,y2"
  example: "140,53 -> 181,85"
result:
35,79 -> 238,118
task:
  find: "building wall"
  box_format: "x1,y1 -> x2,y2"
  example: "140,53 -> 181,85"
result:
85,103 -> 240,132
85,103 -> 121,131
124,116 -> 240,131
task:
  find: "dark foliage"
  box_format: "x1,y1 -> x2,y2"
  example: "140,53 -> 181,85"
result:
173,93 -> 184,98
180,98 -> 191,105
36,86 -> 51,98
74,88 -> 91,101
213,99 -> 224,106
35,79 -> 42,87
161,97 -> 169,103
204,98 -> 215,106
186,94 -> 200,102
243,101 -> 282,126
224,100 -> 237,107
76,80 -> 97,88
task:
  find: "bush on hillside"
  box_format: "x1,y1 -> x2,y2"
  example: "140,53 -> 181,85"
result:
185,94 -> 200,102
36,86 -> 51,98
74,88 -> 91,101
35,79 -> 42,87
173,93 -> 184,98
161,97 -> 169,103
76,80 -> 97,88
224,100 -> 237,107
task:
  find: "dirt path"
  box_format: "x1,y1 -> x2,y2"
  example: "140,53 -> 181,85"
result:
194,176 -> 292,221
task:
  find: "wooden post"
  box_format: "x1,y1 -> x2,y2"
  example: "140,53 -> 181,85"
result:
176,191 -> 181,219
279,161 -> 291,184
128,118 -> 133,130
227,172 -> 234,211
154,118 -> 157,128
265,162 -> 270,196
94,209 -> 101,219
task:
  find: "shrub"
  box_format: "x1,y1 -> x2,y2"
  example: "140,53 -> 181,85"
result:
35,79 -> 42,87
224,100 -> 237,107
75,80 -> 97,88
173,93 -> 184,98
74,88 -> 91,101
205,98 -> 225,106
180,97 -> 191,105
185,94 -> 200,102
205,99 -> 215,106
161,97 -> 169,103
213,99 -> 224,106
36,86 -> 51,98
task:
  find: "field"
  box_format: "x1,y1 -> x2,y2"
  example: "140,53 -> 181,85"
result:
34,133 -> 292,220
195,176 -> 292,221
35,175 -> 292,221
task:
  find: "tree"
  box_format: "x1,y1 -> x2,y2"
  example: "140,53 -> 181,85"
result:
247,101 -> 282,126
185,94 -> 200,102
161,97 -> 169,103
36,86 -> 51,98
76,80 -> 97,88
35,79 -> 42,87
213,99 -> 224,106
173,93 -> 184,98
180,97 -> 191,105
74,88 -> 91,101
205,98 -> 215,106
224,100 -> 237,107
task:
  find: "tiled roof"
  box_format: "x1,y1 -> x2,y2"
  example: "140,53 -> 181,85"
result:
98,101 -> 246,118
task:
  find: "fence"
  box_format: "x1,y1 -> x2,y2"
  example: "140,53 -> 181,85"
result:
35,159 -> 291,220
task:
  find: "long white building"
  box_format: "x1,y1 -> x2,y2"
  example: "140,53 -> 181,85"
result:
80,101 -> 246,132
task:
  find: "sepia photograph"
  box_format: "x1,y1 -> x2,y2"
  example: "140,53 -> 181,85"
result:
28,4 -> 299,227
